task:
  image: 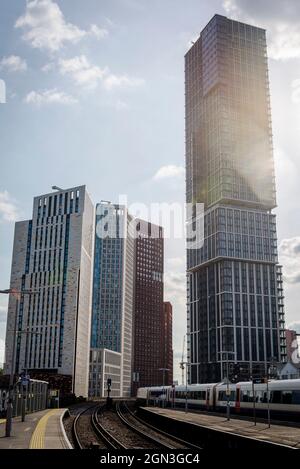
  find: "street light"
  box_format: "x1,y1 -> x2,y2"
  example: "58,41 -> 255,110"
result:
0,288 -> 37,437
159,368 -> 170,408
180,361 -> 190,413
218,350 -> 235,421
266,357 -> 278,428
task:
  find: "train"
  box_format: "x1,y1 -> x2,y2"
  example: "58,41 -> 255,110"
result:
137,379 -> 300,421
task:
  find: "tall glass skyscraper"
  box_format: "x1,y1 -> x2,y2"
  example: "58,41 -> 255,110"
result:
185,15 -> 287,383
89,202 -> 134,398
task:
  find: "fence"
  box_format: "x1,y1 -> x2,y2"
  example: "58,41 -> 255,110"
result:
0,379 -> 48,418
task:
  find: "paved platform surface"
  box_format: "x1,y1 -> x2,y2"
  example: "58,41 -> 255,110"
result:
0,409 -> 71,449
142,407 -> 300,448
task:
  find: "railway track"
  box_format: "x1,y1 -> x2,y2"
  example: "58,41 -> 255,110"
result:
116,401 -> 181,449
72,404 -> 107,449
98,405 -> 156,449
91,405 -> 127,449
70,400 -> 202,449
72,403 -> 152,449
119,402 -> 202,450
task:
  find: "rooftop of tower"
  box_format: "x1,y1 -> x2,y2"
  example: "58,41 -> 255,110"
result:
185,13 -> 266,57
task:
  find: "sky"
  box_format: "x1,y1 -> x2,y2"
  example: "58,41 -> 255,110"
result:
0,0 -> 300,382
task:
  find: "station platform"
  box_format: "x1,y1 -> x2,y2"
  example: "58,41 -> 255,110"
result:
140,407 -> 300,449
0,408 -> 72,449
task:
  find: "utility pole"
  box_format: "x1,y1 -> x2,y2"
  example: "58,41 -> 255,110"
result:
159,368 -> 169,408
218,350 -> 235,422
180,361 -> 190,413
251,378 -> 257,426
266,357 -> 278,428
185,362 -> 189,414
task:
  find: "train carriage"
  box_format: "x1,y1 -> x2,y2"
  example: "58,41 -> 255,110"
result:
137,379 -> 300,421
236,379 -> 300,420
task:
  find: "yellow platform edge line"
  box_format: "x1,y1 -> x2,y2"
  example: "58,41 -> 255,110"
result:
29,409 -> 60,449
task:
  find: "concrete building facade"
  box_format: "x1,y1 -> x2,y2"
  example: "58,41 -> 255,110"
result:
4,186 -> 94,397
90,348 -> 122,397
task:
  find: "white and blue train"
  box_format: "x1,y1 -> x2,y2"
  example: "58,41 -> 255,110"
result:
137,380 -> 300,421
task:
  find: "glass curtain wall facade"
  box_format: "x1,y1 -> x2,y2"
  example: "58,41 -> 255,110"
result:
89,202 -> 134,397
185,15 -> 287,383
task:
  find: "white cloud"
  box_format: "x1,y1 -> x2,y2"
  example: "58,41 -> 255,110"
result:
103,74 -> 144,91
0,55 -> 27,72
41,61 -> 55,72
24,88 -> 78,106
15,0 -> 108,52
223,0 -> 300,60
292,79 -> 300,104
164,271 -> 186,305
269,25 -> 300,61
153,165 -> 185,181
0,191 -> 20,222
166,256 -> 185,269
279,237 -> 300,284
115,100 -> 129,111
58,55 -> 144,91
288,322 -> 300,334
274,147 -> 299,211
89,24 -> 108,40
58,55 -> 107,89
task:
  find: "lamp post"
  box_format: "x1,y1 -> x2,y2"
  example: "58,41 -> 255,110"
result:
159,368 -> 169,408
0,288 -> 36,437
185,362 -> 189,414
250,376 -> 257,426
180,361 -> 190,413
266,357 -> 278,428
218,350 -> 235,421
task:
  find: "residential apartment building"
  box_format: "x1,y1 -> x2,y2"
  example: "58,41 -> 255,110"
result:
4,186 -> 94,397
